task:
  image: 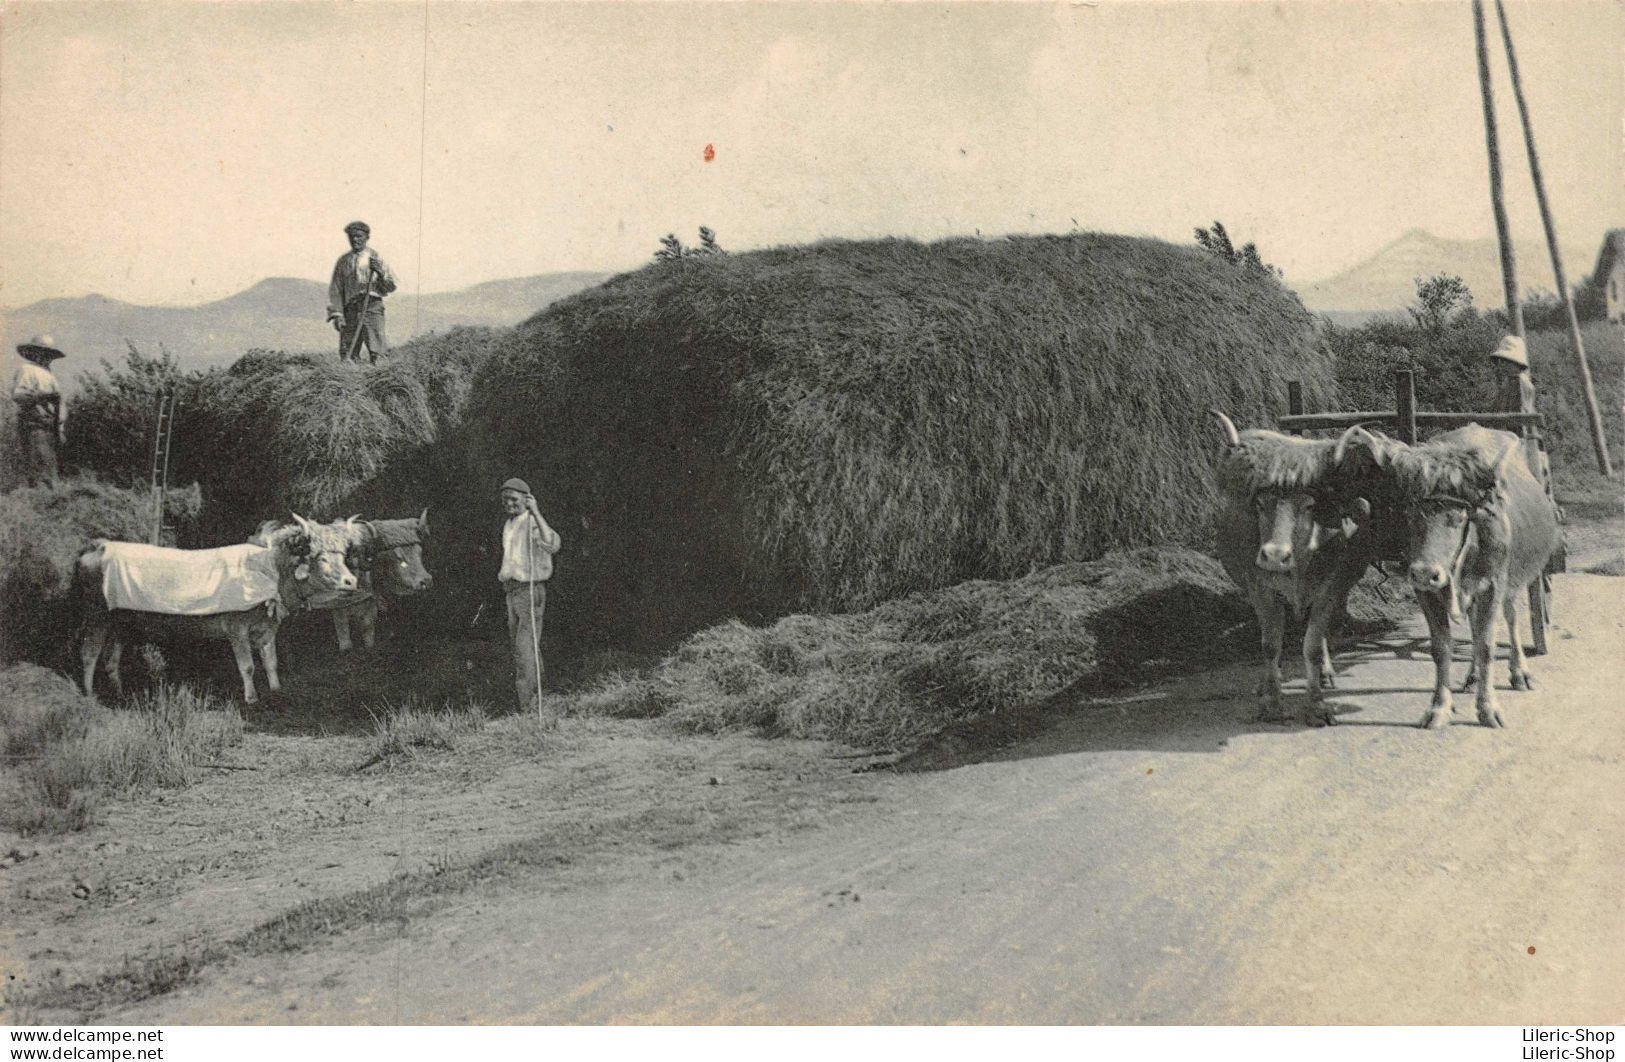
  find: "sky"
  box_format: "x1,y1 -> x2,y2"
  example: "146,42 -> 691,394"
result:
0,0 -> 1620,309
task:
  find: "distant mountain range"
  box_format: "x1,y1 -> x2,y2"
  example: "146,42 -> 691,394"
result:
2,271 -> 611,386
1295,228 -> 1601,319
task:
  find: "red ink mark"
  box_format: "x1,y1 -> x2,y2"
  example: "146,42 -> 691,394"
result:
703,143 -> 716,163
1527,946 -> 1536,955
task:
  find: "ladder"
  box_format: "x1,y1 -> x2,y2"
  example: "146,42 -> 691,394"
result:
149,390 -> 178,545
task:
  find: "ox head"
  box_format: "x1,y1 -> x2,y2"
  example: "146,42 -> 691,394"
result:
291,513 -> 359,592
1212,410 -> 1326,575
345,510 -> 434,595
376,510 -> 433,595
1389,442 -> 1513,598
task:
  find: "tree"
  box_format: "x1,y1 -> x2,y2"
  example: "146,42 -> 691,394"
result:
1409,273 -> 1474,333
697,226 -> 723,255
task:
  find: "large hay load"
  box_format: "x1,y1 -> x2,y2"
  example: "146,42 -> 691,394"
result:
462,232 -> 1330,649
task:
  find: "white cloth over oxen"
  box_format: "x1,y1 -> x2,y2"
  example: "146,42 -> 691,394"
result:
99,542 -> 282,615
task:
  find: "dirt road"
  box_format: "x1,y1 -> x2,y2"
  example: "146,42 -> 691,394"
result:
71,573 -> 1618,1025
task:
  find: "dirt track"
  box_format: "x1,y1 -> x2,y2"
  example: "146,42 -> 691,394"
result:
10,572 -> 1614,1025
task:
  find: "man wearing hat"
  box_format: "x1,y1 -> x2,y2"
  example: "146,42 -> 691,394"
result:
326,221 -> 398,363
11,335 -> 67,487
1487,334 -> 1536,415
499,477 -> 562,724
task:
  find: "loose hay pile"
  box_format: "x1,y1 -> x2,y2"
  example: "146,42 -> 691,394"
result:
0,478 -> 200,667
574,547 -> 1251,751
465,232 -> 1330,649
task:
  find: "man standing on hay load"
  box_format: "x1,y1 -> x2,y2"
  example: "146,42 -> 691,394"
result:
499,477 -> 562,725
11,334 -> 67,487
326,220 -> 397,364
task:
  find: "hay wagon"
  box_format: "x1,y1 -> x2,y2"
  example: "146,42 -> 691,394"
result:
1279,368 -> 1560,655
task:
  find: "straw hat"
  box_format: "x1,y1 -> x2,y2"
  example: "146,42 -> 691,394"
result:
1488,335 -> 1528,369
16,335 -> 65,362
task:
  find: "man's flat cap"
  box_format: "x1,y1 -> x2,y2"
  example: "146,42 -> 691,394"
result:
501,478 -> 532,495
343,220 -> 371,236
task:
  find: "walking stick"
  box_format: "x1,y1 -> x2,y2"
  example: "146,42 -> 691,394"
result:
344,255 -> 380,363
526,504 -> 546,724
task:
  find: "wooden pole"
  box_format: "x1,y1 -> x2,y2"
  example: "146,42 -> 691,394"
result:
1394,370 -> 1417,444
1472,0 -> 1524,341
1493,0 -> 1612,475
1286,381 -> 1304,435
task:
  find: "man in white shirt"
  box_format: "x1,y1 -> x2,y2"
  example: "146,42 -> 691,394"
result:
326,220 -> 398,364
499,477 -> 562,724
11,335 -> 67,487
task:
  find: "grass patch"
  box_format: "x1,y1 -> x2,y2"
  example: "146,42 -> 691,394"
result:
572,547 -> 1254,751
0,664 -> 243,834
356,697 -> 488,770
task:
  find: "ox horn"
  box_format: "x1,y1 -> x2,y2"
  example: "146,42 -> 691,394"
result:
1333,424 -> 1383,466
1208,409 -> 1240,448
291,512 -> 313,535
418,508 -> 430,536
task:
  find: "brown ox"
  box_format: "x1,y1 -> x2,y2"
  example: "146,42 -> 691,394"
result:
77,515 -> 356,704
1340,424 -> 1560,729
1212,411 -> 1387,725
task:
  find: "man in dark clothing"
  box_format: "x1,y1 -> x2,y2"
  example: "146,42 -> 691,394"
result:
11,335 -> 66,487
326,221 -> 398,363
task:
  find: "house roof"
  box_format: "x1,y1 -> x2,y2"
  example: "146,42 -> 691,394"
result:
1595,229 -> 1625,280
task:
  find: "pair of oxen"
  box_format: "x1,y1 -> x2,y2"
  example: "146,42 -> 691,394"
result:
76,511 -> 432,704
1212,414 -> 1560,730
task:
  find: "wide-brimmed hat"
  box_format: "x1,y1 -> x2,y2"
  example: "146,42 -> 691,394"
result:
501,477 -> 532,496
1488,335 -> 1528,369
343,220 -> 371,236
16,335 -> 65,362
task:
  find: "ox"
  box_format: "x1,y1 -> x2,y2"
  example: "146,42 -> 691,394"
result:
1339,424 -> 1560,729
77,515 -> 356,704
1212,411 -> 1384,725
297,511 -> 433,651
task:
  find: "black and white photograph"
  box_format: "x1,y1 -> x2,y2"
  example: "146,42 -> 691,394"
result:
1,0 -> 1621,1043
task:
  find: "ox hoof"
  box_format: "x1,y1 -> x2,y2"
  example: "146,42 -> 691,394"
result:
1510,671 -> 1535,692
1305,708 -> 1337,728
1319,672 -> 1337,690
1478,706 -> 1506,729
1422,705 -> 1453,730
